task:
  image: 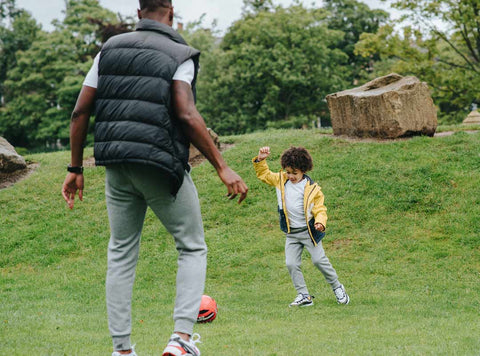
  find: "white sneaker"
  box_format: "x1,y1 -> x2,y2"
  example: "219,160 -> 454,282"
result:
112,344 -> 137,356
289,293 -> 314,307
334,284 -> 350,304
162,333 -> 201,356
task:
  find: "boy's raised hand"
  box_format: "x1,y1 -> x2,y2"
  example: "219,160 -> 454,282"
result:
257,146 -> 271,161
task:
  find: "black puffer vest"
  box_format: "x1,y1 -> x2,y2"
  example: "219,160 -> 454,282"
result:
94,19 -> 200,194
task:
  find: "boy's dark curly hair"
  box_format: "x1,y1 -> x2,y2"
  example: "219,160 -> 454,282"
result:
280,146 -> 313,172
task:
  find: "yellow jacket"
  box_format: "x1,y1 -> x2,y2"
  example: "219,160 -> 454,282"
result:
252,157 -> 327,245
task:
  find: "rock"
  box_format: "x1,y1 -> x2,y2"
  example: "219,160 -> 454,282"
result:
462,110 -> 480,125
0,137 -> 27,173
189,128 -> 220,161
326,73 -> 438,138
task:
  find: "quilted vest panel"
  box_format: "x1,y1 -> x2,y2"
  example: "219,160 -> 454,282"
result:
94,19 -> 200,194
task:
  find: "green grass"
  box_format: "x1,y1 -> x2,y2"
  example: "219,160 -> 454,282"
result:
436,123 -> 480,133
1,129 -> 479,355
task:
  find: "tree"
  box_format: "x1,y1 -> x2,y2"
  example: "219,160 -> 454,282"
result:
355,0 -> 480,123
178,15 -> 223,122
0,0 -> 120,148
0,1 -> 41,105
198,4 -> 350,134
324,0 -> 389,81
242,0 -> 274,14
0,0 -> 20,19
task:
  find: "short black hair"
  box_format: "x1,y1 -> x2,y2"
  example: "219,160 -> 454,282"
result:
280,146 -> 313,172
139,0 -> 172,12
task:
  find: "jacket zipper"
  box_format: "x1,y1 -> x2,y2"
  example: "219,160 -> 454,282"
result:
280,172 -> 291,232
304,183 -> 318,246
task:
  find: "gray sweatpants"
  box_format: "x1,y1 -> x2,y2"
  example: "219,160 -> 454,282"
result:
105,163 -> 207,351
285,230 -> 341,296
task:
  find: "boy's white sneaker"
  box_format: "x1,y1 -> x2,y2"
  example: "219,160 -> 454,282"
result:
112,344 -> 137,356
334,284 -> 350,304
162,333 -> 201,356
289,293 -> 314,307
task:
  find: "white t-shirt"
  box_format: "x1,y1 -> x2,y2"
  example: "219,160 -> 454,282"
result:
83,52 -> 195,88
285,178 -> 307,228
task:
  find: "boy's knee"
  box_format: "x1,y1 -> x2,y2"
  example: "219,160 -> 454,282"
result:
285,260 -> 300,271
311,256 -> 328,267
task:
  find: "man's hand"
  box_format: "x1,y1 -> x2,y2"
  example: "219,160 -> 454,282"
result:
257,146 -> 270,161
314,222 -> 325,232
217,166 -> 248,204
62,173 -> 84,209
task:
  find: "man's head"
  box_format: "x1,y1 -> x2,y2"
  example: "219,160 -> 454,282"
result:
281,147 -> 313,183
138,0 -> 174,26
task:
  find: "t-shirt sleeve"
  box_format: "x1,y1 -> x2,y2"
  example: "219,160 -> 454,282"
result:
172,59 -> 195,86
83,53 -> 100,88
83,55 -> 194,88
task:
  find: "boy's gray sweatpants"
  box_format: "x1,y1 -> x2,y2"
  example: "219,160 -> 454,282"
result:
105,163 -> 207,351
285,230 -> 341,295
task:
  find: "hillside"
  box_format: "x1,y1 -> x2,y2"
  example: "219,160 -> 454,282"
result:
1,129 -> 479,355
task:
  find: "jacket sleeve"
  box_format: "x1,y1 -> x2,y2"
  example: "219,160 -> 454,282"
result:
252,157 -> 281,187
312,186 -> 328,228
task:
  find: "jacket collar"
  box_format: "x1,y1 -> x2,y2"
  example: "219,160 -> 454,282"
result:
135,18 -> 188,45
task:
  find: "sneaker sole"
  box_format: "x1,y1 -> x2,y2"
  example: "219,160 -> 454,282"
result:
163,345 -> 200,356
289,302 -> 314,307
300,302 -> 313,307
162,346 -> 189,356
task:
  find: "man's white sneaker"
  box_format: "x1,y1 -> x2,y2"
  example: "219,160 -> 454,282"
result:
334,284 -> 350,304
162,333 -> 201,356
112,344 -> 137,356
289,293 -> 314,307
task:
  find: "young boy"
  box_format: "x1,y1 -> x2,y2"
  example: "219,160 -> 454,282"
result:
253,146 -> 349,306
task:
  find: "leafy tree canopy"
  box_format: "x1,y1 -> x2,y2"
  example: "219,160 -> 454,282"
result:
198,3 -> 350,134
0,0 -> 120,148
355,0 -> 480,123
324,0 -> 389,80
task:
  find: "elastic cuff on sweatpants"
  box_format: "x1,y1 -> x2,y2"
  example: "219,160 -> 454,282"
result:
331,280 -> 342,290
112,335 -> 131,351
298,288 -> 309,295
174,318 -> 195,336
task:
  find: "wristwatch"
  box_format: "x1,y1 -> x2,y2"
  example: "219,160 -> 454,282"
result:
67,164 -> 84,174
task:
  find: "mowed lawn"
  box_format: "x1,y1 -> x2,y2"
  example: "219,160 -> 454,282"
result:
1,128 -> 479,355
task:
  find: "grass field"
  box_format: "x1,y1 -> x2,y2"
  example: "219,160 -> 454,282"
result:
1,128 -> 479,355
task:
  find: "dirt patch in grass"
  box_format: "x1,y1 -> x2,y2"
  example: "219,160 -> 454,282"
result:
0,162 -> 40,190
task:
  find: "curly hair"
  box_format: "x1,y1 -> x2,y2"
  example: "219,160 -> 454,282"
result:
280,146 -> 313,172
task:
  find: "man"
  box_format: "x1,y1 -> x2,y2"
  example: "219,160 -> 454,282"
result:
61,1 -> 248,355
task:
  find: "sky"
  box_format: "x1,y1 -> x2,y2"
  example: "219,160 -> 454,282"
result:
16,0 -> 401,33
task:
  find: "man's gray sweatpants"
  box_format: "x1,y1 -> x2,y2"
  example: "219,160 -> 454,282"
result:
285,230 -> 341,296
105,163 -> 207,351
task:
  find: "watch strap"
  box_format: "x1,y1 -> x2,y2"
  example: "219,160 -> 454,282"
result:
67,165 -> 84,174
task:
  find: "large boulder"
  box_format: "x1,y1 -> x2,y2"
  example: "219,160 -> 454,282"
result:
326,73 -> 437,138
0,137 -> 27,173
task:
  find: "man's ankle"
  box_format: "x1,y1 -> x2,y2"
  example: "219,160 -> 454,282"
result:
175,331 -> 190,342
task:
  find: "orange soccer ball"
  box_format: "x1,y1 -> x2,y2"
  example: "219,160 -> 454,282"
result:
197,295 -> 217,323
